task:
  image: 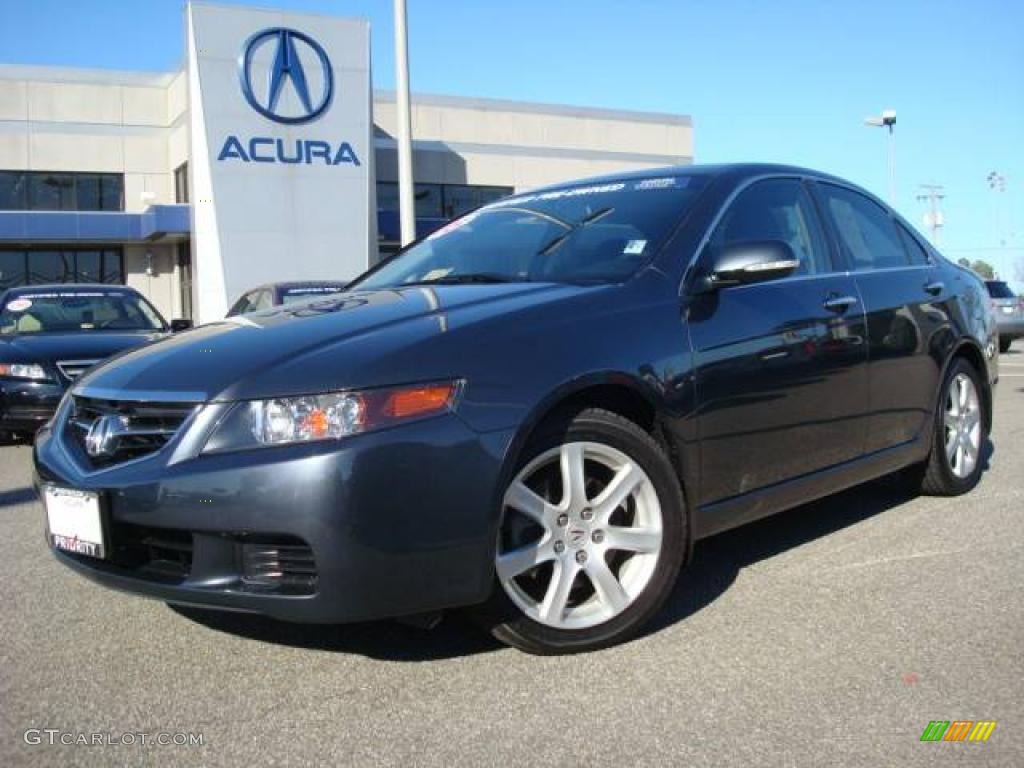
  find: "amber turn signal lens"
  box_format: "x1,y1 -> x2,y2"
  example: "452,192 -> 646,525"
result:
302,408 -> 331,438
384,384 -> 457,419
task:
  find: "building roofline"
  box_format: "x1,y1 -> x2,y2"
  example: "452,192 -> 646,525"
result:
374,89 -> 691,127
0,64 -> 691,128
0,63 -> 181,88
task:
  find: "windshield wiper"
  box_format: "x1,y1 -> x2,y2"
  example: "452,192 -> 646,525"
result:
537,207 -> 615,256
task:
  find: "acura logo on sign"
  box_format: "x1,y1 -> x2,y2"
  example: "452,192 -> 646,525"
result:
239,27 -> 333,124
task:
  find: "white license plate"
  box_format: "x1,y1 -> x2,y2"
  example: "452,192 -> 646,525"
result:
43,486 -> 105,559
1002,306 -> 1015,314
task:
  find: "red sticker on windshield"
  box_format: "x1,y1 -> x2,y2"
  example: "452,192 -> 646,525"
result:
6,299 -> 32,312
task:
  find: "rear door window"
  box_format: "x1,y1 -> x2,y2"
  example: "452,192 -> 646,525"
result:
818,184 -> 909,270
896,223 -> 931,266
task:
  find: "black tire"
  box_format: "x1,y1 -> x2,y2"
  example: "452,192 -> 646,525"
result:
474,408 -> 687,654
999,337 -> 1012,354
909,357 -> 987,496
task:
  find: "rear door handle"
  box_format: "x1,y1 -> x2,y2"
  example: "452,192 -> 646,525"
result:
823,295 -> 858,313
924,280 -> 944,296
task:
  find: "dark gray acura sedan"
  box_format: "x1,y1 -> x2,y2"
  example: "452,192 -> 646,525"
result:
34,164 -> 997,654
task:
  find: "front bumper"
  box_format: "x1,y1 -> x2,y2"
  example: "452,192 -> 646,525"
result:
1,379 -> 64,434
34,411 -> 513,623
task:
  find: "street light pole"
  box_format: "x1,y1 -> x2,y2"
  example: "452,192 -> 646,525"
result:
865,109 -> 897,205
393,0 -> 416,246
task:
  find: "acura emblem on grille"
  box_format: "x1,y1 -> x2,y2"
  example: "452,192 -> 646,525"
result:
84,414 -> 127,458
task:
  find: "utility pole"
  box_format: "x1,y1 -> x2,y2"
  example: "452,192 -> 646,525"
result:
987,171 -> 1007,247
916,183 -> 946,245
394,0 -> 416,246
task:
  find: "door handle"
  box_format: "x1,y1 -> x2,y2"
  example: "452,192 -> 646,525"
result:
823,295 -> 858,313
924,280 -> 944,296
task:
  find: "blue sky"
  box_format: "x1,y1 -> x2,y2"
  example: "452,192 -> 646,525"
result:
2,0 -> 1021,286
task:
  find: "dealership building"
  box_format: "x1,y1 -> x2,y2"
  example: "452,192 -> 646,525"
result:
0,2 -> 693,324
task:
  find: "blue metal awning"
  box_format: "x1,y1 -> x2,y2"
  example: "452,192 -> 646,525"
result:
0,205 -> 451,246
0,205 -> 191,243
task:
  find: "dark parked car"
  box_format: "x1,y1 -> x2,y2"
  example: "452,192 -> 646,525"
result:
0,284 -> 188,440
226,281 -> 348,316
34,164 -> 998,654
984,279 -> 1023,353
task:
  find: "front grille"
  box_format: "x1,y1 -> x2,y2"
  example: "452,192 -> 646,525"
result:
242,539 -> 318,593
67,396 -> 196,468
57,359 -> 100,381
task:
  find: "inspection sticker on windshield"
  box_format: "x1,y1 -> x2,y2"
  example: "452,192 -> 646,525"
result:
418,268 -> 453,282
6,299 -> 32,312
623,239 -> 647,255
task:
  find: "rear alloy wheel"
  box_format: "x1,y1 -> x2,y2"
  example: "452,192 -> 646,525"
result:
480,408 -> 686,654
912,358 -> 987,496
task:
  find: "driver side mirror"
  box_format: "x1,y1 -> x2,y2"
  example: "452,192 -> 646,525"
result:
170,318 -> 193,333
697,240 -> 800,292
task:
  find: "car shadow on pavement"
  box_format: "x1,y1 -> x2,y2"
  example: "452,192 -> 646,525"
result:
170,604 -> 505,661
0,486 -> 38,507
173,440 -> 995,660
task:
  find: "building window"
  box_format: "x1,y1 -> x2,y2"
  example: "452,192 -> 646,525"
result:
442,185 -> 513,218
0,172 -> 28,210
376,182 -> 444,218
0,248 -> 124,290
0,171 -> 124,212
376,182 -> 513,219
29,173 -> 77,211
174,163 -> 189,204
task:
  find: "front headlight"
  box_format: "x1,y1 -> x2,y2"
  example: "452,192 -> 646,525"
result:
203,380 -> 462,453
0,363 -> 49,381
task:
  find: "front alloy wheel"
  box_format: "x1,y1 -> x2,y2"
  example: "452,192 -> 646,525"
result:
480,408 -> 686,654
498,441 -> 663,630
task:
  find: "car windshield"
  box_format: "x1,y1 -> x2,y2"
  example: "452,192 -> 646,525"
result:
351,175 -> 709,290
986,281 -> 1015,299
281,287 -> 346,305
0,290 -> 166,334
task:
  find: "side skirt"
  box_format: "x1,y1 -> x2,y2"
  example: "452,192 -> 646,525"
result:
694,436 -> 930,540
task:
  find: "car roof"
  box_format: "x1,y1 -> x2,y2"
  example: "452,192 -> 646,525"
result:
274,281 -> 347,290
521,162 -> 849,196
244,281 -> 346,292
3,283 -> 139,296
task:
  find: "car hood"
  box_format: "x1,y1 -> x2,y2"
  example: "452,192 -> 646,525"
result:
0,330 -> 165,365
75,283 -> 600,402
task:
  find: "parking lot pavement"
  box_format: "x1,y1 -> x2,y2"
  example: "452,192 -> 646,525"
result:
2,350 -> 1022,767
